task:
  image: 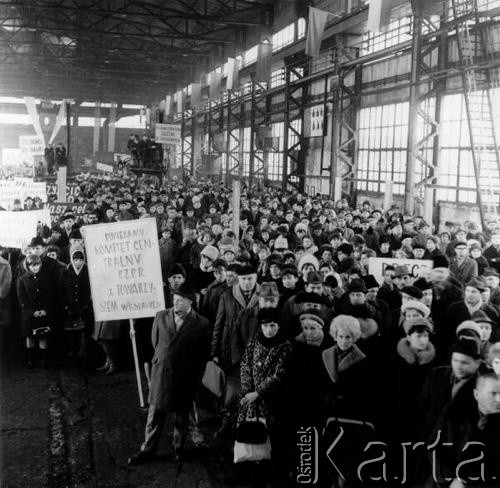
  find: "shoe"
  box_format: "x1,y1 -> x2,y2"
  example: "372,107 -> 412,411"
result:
127,450 -> 155,466
105,361 -> 118,375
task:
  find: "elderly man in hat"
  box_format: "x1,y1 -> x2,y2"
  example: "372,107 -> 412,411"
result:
128,282 -> 210,465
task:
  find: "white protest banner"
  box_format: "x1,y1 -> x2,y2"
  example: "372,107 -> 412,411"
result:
83,218 -> 165,321
96,162 -> 114,173
0,209 -> 51,248
155,123 -> 181,145
368,257 -> 433,285
19,135 -> 45,157
0,181 -> 21,209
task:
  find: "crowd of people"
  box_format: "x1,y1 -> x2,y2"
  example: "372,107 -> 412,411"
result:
1,171 -> 500,487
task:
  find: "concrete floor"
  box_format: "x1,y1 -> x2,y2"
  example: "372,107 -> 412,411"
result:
0,327 -> 281,488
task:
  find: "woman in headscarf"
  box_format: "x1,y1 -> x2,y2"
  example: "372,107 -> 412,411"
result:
17,254 -> 57,367
62,244 -> 93,364
234,307 -> 292,483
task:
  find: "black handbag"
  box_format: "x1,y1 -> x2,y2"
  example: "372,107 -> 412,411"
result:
235,416 -> 268,444
32,326 -> 52,338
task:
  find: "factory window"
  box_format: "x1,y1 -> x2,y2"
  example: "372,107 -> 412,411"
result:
361,17 -> 412,55
437,90 -> 500,204
268,122 -> 285,181
272,23 -> 295,52
297,18 -> 306,40
270,68 -> 285,88
357,102 -> 408,195
243,45 -> 258,67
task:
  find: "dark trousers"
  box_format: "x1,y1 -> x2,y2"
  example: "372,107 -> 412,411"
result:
140,405 -> 189,453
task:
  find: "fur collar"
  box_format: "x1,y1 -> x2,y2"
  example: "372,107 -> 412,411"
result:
322,344 -> 366,383
396,338 -> 435,365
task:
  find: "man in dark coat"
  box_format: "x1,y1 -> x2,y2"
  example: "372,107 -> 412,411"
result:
128,282 -> 210,465
420,339 -> 482,437
430,373 -> 500,487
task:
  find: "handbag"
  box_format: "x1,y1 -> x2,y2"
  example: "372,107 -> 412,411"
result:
64,317 -> 86,332
202,360 -> 226,397
233,437 -> 271,463
32,326 -> 52,338
235,416 -> 267,444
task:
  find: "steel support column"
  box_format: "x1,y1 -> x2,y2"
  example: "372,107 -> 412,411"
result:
249,77 -> 269,189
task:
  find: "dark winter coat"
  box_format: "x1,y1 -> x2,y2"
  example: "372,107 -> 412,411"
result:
16,263 -> 57,337
321,344 -> 372,421
389,338 -> 436,442
201,280 -> 228,329
148,308 -> 211,412
237,334 -> 292,427
0,256 -> 12,327
420,365 -> 477,437
62,263 -> 93,329
377,282 -> 401,311
211,284 -> 260,373
287,335 -> 334,426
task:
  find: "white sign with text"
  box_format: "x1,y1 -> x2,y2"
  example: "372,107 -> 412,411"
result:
368,257 -> 433,285
83,219 -> 165,321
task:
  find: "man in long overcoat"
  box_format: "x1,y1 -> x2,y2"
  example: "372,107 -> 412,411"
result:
128,282 -> 210,465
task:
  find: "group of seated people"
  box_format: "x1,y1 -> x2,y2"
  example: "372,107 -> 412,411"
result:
1,172 -> 500,487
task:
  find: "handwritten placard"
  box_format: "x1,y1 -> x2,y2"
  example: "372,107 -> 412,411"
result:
83,218 -> 165,321
0,209 -> 51,248
368,257 -> 433,285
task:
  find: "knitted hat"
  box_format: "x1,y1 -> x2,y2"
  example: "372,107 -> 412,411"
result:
402,317 -> 433,335
212,258 -> 228,269
168,263 -> 186,278
274,235 -> 289,250
295,223 -> 308,233
401,300 -> 430,318
299,312 -> 325,330
450,338 -> 482,359
200,245 -> 219,262
456,320 -> 483,341
401,286 -> 424,300
298,254 -> 319,272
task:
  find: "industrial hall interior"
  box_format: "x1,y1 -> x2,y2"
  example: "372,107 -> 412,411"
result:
2,0 -> 500,488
